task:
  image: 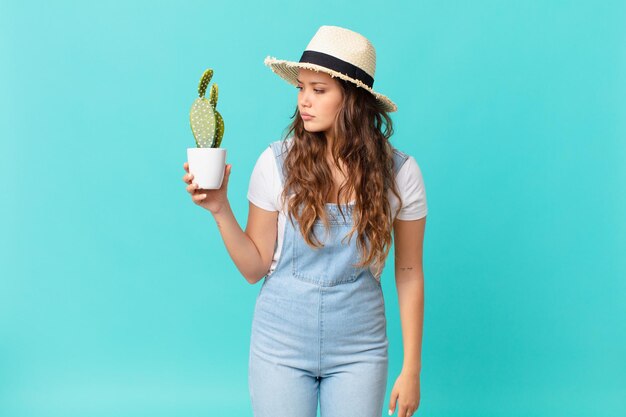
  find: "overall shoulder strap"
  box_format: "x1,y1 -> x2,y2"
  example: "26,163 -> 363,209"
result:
391,146 -> 410,176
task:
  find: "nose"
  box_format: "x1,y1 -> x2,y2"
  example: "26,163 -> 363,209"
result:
299,89 -> 312,108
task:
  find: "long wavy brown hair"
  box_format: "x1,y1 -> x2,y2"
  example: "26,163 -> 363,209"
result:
277,76 -> 404,273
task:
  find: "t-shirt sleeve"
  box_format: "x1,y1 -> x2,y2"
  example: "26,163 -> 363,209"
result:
395,156 -> 428,220
247,146 -> 278,211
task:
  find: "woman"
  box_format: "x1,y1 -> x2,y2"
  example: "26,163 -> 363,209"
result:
182,25 -> 427,417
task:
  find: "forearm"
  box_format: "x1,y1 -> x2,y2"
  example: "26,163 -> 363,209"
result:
396,271 -> 424,376
211,202 -> 266,284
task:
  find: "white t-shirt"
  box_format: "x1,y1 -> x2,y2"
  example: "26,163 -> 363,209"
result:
247,144 -> 428,281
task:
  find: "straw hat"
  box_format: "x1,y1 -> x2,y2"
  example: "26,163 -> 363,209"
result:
264,25 -> 398,113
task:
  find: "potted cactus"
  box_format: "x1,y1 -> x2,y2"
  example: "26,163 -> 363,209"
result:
187,68 -> 226,189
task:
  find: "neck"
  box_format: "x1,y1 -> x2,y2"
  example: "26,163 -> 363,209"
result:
324,132 -> 335,157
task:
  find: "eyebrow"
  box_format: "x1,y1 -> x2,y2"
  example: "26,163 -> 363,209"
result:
296,78 -> 327,85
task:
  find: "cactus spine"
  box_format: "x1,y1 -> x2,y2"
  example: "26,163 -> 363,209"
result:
190,68 -> 225,148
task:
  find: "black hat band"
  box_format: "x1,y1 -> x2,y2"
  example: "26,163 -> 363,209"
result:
298,50 -> 374,88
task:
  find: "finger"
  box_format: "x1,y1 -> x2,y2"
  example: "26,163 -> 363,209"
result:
220,165 -> 231,188
183,162 -> 189,172
184,173 -> 194,184
388,392 -> 398,415
193,192 -> 207,202
187,182 -> 198,194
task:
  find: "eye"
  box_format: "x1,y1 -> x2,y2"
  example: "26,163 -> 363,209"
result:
296,86 -> 324,94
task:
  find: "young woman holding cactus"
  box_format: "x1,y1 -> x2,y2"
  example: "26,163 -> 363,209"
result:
182,26 -> 427,417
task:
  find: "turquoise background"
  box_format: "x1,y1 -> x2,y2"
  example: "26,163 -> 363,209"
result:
1,0 -> 625,416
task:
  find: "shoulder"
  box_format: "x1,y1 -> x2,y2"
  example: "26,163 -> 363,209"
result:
396,155 -> 425,189
251,146 -> 274,174
390,146 -> 426,189
389,145 -> 414,177
397,154 -> 423,176
268,136 -> 295,157
258,145 -> 274,162
391,148 -> 428,220
252,137 -> 296,181
255,136 -> 293,164
248,141 -> 283,211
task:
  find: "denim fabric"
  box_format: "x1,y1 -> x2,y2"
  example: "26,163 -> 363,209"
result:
248,139 -> 408,417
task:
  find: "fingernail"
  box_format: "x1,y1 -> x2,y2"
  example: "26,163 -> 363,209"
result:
388,410 -> 393,415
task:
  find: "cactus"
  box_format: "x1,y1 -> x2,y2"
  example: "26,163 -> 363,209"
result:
190,68 -> 225,148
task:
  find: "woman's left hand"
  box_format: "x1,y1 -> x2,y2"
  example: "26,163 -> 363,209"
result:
387,370 -> 421,416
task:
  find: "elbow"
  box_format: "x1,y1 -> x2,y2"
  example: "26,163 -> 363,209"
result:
245,262 -> 272,285
243,260 -> 272,285
244,271 -> 266,285
243,273 -> 257,285
246,277 -> 261,285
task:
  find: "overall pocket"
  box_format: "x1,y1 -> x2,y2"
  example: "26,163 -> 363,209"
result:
292,219 -> 360,286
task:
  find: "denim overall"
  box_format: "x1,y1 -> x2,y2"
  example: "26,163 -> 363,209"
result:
248,140 -> 409,417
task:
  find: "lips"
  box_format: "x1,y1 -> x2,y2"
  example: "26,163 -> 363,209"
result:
301,112 -> 314,117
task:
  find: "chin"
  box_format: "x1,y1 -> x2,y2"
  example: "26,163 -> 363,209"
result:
303,125 -> 322,133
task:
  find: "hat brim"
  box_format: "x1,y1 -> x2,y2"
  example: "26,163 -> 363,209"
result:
264,55 -> 398,113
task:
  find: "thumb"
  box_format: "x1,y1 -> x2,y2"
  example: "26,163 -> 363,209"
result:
388,390 -> 399,415
222,164 -> 232,185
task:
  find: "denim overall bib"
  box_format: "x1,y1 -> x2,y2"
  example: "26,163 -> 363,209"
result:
248,140 -> 409,417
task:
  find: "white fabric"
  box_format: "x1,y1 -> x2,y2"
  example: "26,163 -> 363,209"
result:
247,144 -> 428,280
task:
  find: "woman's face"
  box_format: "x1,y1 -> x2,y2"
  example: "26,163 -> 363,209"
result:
296,68 -> 343,138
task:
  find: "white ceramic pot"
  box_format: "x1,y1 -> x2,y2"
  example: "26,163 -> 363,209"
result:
186,147 -> 227,189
